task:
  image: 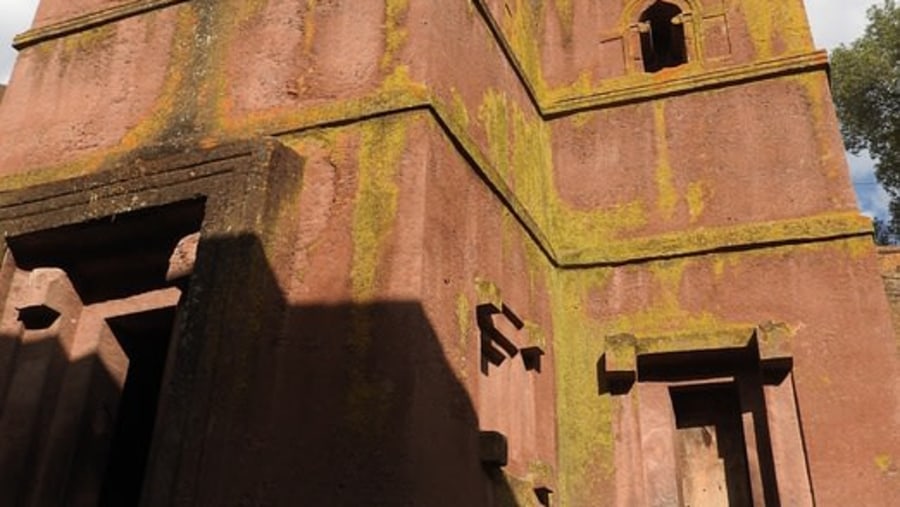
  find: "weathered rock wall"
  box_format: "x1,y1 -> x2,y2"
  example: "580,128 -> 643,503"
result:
0,1 -> 896,505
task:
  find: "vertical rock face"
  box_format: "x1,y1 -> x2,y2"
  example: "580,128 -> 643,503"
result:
878,247 -> 900,347
0,1 -> 896,506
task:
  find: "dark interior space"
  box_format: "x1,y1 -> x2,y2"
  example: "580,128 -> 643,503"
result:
598,340 -> 784,506
100,307 -> 176,507
0,228 -> 523,506
641,345 -> 782,506
671,383 -> 753,506
0,335 -> 125,506
6,198 -> 205,304
640,1 -> 687,72
0,131 -> 528,506
637,347 -> 754,382
0,200 -> 203,506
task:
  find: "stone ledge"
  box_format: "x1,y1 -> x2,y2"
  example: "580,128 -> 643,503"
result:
601,323 -> 794,393
544,51 -> 830,116
0,98 -> 871,269
13,0 -> 189,50
556,211 -> 873,267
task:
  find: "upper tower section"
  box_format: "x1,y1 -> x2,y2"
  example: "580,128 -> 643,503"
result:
481,0 -> 817,107
0,0 -> 859,266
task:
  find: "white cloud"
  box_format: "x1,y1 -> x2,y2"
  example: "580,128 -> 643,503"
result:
805,0 -> 891,219
0,0 -> 41,83
848,152 -> 890,218
805,0 -> 880,50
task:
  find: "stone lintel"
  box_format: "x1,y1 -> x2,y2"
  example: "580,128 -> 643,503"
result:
602,323 -> 794,393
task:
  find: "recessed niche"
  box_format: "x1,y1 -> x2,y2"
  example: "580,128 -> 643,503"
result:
639,1 -> 688,72
0,139 -> 302,506
600,326 -> 812,504
671,383 -> 753,506
0,199 -> 204,506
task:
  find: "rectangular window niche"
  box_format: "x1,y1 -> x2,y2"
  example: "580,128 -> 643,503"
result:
599,324 -> 814,506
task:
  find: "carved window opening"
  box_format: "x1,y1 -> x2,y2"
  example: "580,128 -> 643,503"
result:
602,327 -> 815,505
0,199 -> 204,506
635,347 -> 780,506
639,1 -> 688,72
101,307 -> 179,505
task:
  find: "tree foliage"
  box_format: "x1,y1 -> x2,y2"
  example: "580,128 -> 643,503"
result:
830,1 -> 900,227
873,216 -> 898,245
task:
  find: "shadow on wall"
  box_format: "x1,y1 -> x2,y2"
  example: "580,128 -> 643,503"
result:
0,232 -> 522,507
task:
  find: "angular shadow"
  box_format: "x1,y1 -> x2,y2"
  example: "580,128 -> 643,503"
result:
0,232 -> 523,506
0,331 -> 128,506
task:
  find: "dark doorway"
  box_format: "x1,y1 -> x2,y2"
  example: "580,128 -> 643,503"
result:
99,308 -> 176,506
2,200 -> 204,506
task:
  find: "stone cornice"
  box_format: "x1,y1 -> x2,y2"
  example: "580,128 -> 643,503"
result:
544,51 -> 830,116
12,0 -> 189,50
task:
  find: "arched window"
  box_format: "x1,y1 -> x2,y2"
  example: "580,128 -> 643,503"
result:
638,1 -> 687,72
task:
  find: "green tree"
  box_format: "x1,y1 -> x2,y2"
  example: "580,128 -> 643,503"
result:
830,1 -> 900,230
873,216 -> 898,245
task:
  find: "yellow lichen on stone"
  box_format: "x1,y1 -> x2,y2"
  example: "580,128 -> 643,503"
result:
569,110 -> 595,128
501,472 -> 546,507
0,151 -> 109,192
119,4 -> 198,150
381,0 -> 410,70
378,65 -> 427,100
547,250 -> 764,503
549,267 -> 616,505
653,102 -> 678,220
350,116 -> 408,301
303,0 -> 318,53
553,0 -> 574,45
282,122 -> 401,437
501,0 -> 547,94
448,87 -> 471,130
229,0 -> 269,25
841,234 -> 876,259
875,454 -> 894,474
712,256 -> 727,278
603,259 -> 746,338
557,211 -> 871,266
58,24 -> 116,65
475,278 -> 503,307
793,73 -> 843,179
476,87 -> 657,258
455,292 -> 471,380
686,181 -> 706,223
637,326 -> 759,355
220,66 -> 426,140
345,116 -> 409,436
477,89 -> 514,180
740,0 -> 812,58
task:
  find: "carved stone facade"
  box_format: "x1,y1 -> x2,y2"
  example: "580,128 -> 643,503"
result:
0,1 -> 897,506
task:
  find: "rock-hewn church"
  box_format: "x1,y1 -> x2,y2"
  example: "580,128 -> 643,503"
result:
0,1 -> 897,505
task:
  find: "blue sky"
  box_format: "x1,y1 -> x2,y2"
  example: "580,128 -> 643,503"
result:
0,0 -> 888,217
806,0 -> 888,219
